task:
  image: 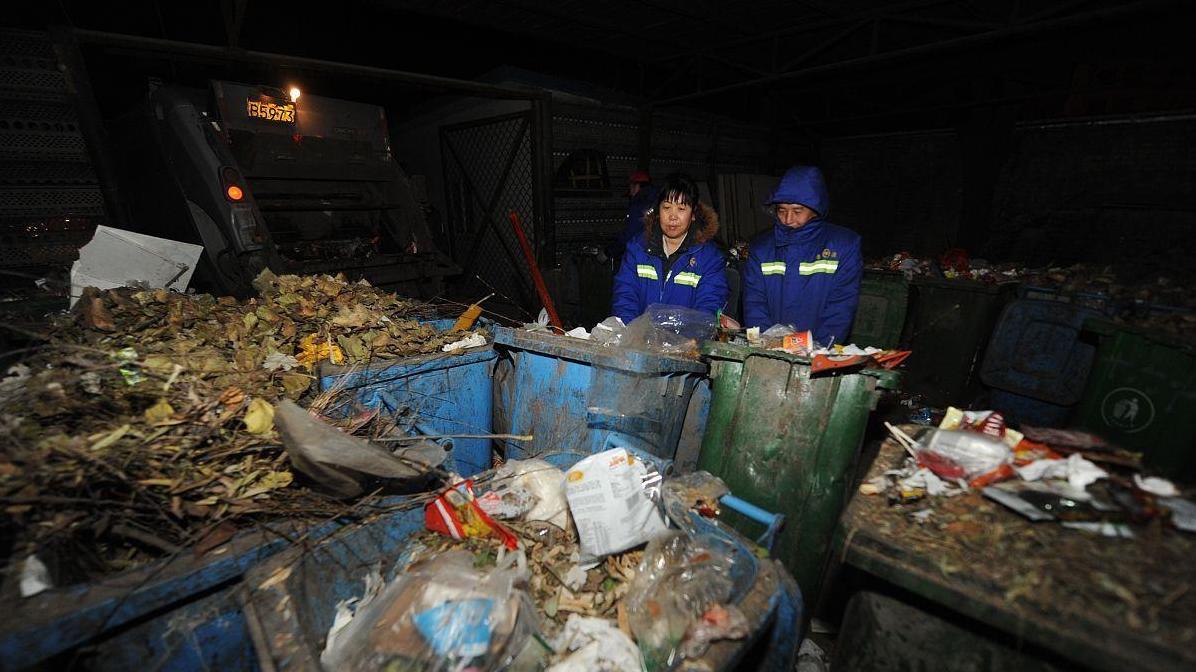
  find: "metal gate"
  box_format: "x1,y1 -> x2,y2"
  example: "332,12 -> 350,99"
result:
440,111 -> 542,310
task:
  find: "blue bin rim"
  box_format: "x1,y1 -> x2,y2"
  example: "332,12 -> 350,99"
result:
318,320 -> 497,379
318,340 -> 496,379
493,326 -> 707,375
0,518 -> 332,670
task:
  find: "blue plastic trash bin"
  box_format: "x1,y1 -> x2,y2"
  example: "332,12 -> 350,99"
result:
491,327 -> 707,461
980,298 -> 1103,426
318,320 -> 497,476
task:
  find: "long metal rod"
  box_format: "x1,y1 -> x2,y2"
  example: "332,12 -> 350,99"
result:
69,28 -> 541,101
655,0 -> 1174,105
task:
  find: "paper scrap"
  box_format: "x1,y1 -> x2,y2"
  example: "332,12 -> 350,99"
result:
20,555 -> 51,597
1133,474 -> 1179,497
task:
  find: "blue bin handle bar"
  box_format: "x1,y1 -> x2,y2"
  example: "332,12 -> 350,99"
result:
720,494 -> 785,555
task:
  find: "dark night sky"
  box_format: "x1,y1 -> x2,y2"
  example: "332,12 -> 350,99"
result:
6,0 -> 1196,136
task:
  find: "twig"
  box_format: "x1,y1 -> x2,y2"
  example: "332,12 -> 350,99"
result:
111,523 -> 185,555
376,433 -> 534,442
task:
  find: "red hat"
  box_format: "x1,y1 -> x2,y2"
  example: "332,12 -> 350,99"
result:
629,169 -> 651,184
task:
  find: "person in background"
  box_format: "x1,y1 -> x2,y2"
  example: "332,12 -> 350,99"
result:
741,165 -> 862,344
611,172 -> 728,324
606,169 -> 660,265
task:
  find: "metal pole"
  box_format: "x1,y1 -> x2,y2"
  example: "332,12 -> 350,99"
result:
69,28 -> 542,101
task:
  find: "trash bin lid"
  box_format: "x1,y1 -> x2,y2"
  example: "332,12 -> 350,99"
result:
980,298 -> 1102,405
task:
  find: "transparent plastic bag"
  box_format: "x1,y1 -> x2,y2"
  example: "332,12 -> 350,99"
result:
625,531 -> 738,671
589,316 -> 627,347
321,550 -> 540,672
623,304 -> 716,354
916,428 -> 1011,481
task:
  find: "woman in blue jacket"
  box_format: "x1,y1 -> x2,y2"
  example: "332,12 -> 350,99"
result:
742,165 -> 862,345
611,172 -> 729,324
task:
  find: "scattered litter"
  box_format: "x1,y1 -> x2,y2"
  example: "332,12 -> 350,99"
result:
320,550 -> 535,671
917,429 -> 1011,482
443,333 -> 488,352
262,352 -> 300,371
589,316 -> 626,346
487,459 -> 569,531
565,326 -> 591,340
982,480 -> 1098,521
626,531 -> 743,671
1160,498 -> 1196,533
1133,474 -> 1180,497
322,565 -> 385,664
909,508 -> 935,523
564,448 -> 668,561
796,637 -> 829,672
0,364 -> 31,406
546,615 -> 642,672
20,554 -> 51,597
425,480 -> 520,550
681,603 -> 750,659
1016,454 -> 1107,489
1061,521 -> 1136,538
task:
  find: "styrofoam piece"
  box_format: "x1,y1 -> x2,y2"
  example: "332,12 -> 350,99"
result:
69,226 -> 204,306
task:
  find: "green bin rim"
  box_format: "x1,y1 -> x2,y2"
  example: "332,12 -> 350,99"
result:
699,340 -> 901,389
1081,317 -> 1196,353
910,277 -> 1020,293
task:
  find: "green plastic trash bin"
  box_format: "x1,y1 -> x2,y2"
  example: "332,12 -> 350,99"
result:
849,269 -> 909,349
1073,318 -> 1196,483
902,278 -> 1018,407
696,341 -> 899,609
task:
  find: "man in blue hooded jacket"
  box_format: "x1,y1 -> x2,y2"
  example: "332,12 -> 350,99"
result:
742,165 -> 862,344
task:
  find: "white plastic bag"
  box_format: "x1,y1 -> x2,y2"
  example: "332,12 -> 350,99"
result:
484,458 -> 570,531
564,448 -> 668,561
546,615 -> 642,671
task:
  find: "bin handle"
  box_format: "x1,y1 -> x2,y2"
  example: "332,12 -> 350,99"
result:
720,494 -> 784,555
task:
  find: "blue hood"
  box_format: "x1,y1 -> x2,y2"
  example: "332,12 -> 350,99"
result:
766,165 -> 830,217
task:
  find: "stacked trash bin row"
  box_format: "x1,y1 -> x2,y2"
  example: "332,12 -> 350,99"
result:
850,270 -> 1196,483
9,285 -> 1190,670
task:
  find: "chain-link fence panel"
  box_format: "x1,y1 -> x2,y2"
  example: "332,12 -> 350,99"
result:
441,113 -> 538,310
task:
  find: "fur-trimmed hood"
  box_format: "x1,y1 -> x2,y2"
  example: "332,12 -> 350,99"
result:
642,201 -> 720,245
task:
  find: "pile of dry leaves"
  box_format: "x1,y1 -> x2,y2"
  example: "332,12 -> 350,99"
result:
0,272 -> 481,583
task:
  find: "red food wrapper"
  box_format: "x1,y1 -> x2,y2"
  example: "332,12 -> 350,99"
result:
872,350 -> 912,369
778,330 -> 813,353
425,480 -> 519,549
811,353 -> 869,374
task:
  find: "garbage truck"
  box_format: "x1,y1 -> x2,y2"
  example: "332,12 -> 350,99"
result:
112,80 -> 457,296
